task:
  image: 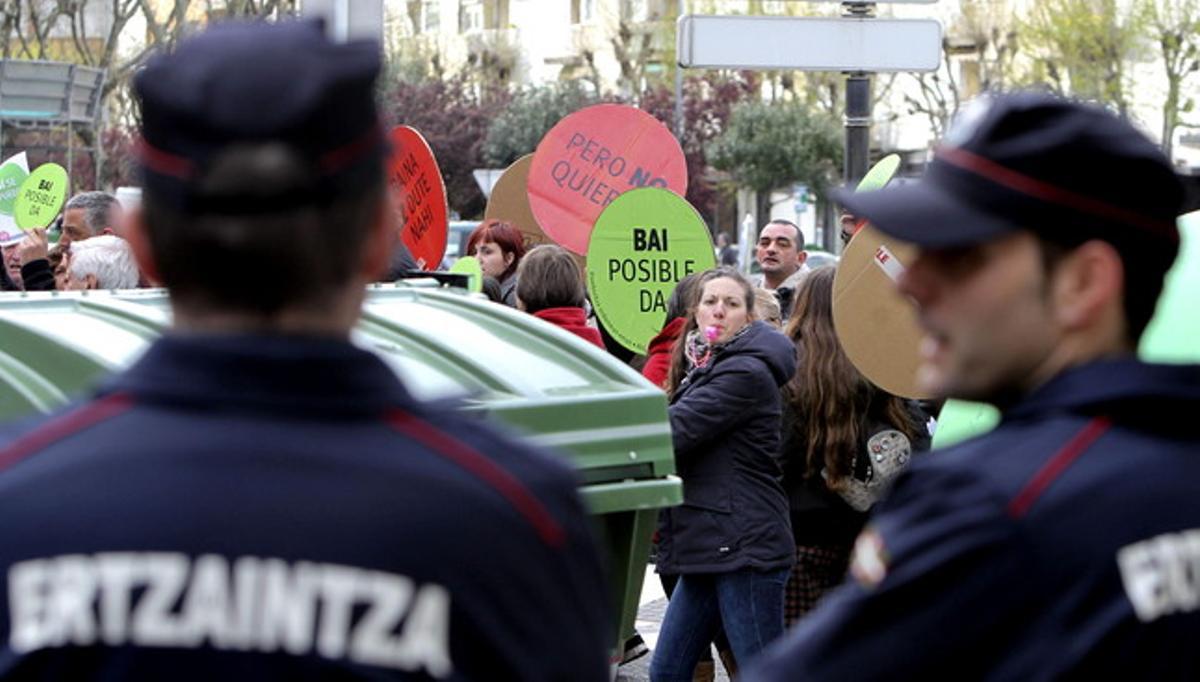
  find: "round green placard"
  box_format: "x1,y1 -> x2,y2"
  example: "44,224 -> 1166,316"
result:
13,163 -> 68,230
1140,210 -> 1200,362
933,210 -> 1200,449
586,187 -> 715,354
0,158 -> 28,216
931,400 -> 1001,449
449,255 -> 483,293
855,154 -> 901,193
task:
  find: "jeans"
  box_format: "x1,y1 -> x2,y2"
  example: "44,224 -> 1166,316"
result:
649,567 -> 790,682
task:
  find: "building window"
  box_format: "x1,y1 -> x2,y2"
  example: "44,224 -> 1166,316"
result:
459,0 -> 483,32
622,0 -> 648,22
422,0 -> 440,32
572,0 -> 596,24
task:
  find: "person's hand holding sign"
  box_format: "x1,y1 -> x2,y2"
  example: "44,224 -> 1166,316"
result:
17,228 -> 48,265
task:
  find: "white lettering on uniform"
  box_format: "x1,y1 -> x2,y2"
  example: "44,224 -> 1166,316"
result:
9,559 -> 49,652
1117,528 -> 1200,623
317,563 -> 365,660
351,571 -> 414,667
131,553 -> 188,647
259,559 -> 318,655
96,553 -> 136,646
6,553 -> 454,678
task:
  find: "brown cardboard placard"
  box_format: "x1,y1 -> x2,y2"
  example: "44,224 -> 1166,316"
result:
485,154 -> 586,274
831,225 -> 933,399
485,155 -> 549,249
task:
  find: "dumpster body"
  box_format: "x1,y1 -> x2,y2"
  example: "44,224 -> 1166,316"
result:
0,284 -> 681,663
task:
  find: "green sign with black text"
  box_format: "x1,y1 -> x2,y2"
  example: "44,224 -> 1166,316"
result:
13,163 -> 68,230
586,188 -> 715,354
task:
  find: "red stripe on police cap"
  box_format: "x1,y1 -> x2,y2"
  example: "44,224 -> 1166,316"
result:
937,146 -> 1178,241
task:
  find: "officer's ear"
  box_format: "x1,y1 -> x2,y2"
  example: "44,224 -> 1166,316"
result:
359,188 -> 393,281
125,207 -> 163,286
1049,239 -> 1126,342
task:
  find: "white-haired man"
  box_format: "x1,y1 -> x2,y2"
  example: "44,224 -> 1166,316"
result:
61,235 -> 139,290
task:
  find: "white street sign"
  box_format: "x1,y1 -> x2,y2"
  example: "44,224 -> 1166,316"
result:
677,15 -> 942,72
301,0 -> 383,44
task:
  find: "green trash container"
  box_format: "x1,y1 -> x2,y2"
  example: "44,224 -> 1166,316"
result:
0,283 -> 682,664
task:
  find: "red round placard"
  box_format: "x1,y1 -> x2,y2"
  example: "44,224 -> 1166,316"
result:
388,126 -> 448,270
527,104 -> 687,255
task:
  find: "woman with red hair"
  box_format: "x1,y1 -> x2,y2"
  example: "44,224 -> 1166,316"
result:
466,219 -> 526,307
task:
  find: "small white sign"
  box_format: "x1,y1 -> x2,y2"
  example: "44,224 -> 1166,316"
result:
873,245 -> 907,282
677,15 -> 942,72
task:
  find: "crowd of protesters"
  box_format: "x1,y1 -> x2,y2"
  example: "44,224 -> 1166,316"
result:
0,182 -> 942,679
2,34 -> 1197,679
1,191 -> 139,292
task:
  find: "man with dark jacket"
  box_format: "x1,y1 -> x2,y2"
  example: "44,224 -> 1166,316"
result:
0,20 -> 610,681
746,93 -> 1200,680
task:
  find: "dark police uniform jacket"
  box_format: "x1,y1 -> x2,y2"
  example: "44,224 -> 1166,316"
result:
0,334 -> 610,681
747,358 -> 1200,681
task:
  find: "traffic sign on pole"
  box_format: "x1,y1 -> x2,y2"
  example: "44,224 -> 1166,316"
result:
301,0 -> 383,44
676,15 -> 942,72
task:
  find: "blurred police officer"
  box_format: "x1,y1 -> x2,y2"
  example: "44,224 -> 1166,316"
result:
0,20 -> 609,681
747,92 -> 1200,680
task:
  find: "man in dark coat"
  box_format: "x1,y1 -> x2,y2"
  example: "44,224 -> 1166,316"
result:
746,93 -> 1200,680
0,20 -> 610,681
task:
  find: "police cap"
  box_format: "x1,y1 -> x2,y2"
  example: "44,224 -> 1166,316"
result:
134,20 -> 386,213
835,92 -> 1186,262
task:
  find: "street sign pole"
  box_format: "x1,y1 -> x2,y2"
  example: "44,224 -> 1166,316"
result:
841,2 -> 874,252
674,0 -> 685,139
843,72 -> 871,250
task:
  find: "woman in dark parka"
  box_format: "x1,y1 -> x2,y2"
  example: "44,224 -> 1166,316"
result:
649,267 -> 797,682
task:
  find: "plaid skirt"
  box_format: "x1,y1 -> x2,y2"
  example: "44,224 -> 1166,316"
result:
784,544 -> 853,627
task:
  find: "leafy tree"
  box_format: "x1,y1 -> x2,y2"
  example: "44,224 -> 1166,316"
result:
1019,0 -> 1145,117
639,72 -> 759,223
707,99 -> 842,223
1,0 -> 297,189
904,0 -> 1019,140
1137,0 -> 1200,158
481,82 -> 601,168
382,75 -> 509,219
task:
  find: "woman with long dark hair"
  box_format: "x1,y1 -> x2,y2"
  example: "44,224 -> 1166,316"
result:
649,267 -> 796,682
780,266 -> 930,624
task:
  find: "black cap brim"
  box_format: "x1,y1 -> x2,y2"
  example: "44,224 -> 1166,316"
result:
831,181 -> 1020,249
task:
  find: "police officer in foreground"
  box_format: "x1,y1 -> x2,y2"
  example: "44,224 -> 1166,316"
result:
745,92 -> 1200,680
0,21 -> 609,681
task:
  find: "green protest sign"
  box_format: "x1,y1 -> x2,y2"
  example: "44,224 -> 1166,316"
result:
0,154 -> 29,216
1141,210 -> 1200,362
586,187 -> 715,353
930,400 -> 1000,449
932,210 -> 1200,449
855,153 -> 900,192
450,255 -> 483,293
13,163 -> 68,230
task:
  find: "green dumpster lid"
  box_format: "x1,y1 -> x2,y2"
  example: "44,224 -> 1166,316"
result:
0,283 -> 681,511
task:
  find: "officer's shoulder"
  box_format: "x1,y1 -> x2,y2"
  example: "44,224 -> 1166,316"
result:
898,416 -> 1085,508
0,399 -> 100,462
